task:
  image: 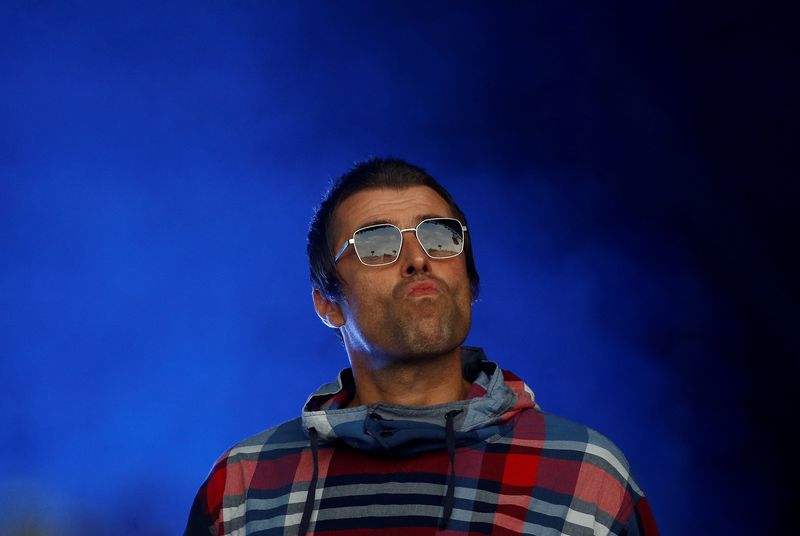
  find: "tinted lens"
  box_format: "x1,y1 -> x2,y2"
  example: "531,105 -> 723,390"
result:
353,225 -> 402,265
417,219 -> 464,258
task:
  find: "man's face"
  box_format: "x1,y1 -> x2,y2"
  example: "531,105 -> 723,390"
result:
328,185 -> 472,362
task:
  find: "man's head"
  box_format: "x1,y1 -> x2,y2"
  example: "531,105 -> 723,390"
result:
307,158 -> 480,358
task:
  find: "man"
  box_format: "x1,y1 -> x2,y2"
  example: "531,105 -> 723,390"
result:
184,158 -> 658,535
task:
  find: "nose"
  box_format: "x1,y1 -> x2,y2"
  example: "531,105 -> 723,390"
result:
400,229 -> 430,278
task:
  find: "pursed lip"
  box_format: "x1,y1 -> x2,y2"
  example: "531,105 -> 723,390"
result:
404,279 -> 441,297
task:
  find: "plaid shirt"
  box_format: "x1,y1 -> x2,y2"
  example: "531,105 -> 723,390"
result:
185,347 -> 658,535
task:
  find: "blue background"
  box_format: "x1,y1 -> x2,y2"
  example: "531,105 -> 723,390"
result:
1,2 -> 796,535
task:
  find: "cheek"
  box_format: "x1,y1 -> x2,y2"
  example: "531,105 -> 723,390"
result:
344,272 -> 392,315
449,261 -> 471,293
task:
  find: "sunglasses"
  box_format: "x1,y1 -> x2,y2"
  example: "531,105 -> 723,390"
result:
334,217 -> 468,266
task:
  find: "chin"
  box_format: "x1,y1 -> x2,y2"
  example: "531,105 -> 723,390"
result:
401,321 -> 470,357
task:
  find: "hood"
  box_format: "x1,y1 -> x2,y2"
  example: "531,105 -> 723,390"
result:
301,346 -> 538,458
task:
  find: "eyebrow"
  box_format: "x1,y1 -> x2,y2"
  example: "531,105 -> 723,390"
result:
353,213 -> 449,232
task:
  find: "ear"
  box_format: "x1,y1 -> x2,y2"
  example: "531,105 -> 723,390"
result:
312,288 -> 345,329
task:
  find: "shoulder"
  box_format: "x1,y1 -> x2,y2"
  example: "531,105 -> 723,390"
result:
543,412 -> 630,458
201,418 -> 308,508
185,418 -> 309,534
218,416 -> 308,465
514,408 -> 644,495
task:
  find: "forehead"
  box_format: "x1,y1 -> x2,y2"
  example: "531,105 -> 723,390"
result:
332,185 -> 454,238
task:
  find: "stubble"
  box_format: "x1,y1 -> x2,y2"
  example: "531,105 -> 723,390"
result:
381,277 -> 471,359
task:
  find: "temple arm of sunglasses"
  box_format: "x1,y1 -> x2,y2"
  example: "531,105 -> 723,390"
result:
334,239 -> 355,263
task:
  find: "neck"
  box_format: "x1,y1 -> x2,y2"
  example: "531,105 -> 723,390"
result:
346,346 -> 470,407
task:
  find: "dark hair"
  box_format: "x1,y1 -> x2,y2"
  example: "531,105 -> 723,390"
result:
307,157 -> 480,302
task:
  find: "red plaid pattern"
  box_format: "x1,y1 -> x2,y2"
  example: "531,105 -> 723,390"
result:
185,347 -> 658,536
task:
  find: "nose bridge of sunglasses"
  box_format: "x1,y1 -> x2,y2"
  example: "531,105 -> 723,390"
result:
399,226 -> 427,256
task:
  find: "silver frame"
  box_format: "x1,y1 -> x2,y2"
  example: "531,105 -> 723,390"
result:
334,217 -> 468,266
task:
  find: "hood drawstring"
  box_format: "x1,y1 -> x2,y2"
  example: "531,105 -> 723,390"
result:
298,427 -> 319,536
439,409 -> 463,530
